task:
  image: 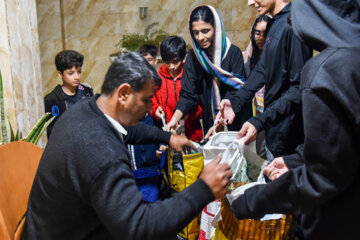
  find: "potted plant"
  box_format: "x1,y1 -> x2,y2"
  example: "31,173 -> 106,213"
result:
0,70 -> 55,146
110,22 -> 170,61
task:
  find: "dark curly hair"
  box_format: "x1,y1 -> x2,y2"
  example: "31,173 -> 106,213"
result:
55,50 -> 84,74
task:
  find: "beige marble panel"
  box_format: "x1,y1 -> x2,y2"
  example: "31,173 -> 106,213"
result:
0,0 -> 17,144
1,0 -> 45,146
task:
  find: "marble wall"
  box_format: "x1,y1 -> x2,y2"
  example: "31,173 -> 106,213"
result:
37,0 -> 258,95
0,0 -> 45,146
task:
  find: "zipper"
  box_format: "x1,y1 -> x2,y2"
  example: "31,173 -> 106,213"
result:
174,77 -> 178,101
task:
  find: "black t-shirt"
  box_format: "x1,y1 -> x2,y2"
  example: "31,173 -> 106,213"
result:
63,86 -> 88,108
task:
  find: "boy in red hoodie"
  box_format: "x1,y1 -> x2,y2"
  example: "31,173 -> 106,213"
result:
152,36 -> 203,142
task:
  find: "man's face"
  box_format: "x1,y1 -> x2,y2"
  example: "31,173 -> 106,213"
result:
123,79 -> 154,126
143,53 -> 157,66
58,65 -> 82,88
248,0 -> 276,15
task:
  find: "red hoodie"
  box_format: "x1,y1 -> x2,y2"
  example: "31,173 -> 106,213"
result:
151,64 -> 203,142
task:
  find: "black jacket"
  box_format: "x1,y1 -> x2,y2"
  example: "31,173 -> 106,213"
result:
177,45 -> 252,134
44,84 -> 93,138
22,96 -> 214,240
231,0 -> 360,239
229,3 -> 313,156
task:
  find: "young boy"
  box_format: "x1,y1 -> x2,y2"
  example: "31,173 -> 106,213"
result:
44,50 -> 93,138
139,44 -> 158,66
151,36 -> 203,142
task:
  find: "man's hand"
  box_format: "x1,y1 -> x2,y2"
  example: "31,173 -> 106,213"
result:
219,99 -> 236,125
155,106 -> 164,120
237,121 -> 257,144
169,134 -> 196,154
263,157 -> 289,181
199,155 -> 232,200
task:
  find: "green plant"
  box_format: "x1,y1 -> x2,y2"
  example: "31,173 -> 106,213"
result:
9,119 -> 22,142
24,112 -> 56,145
0,69 -> 55,146
114,22 -> 170,54
0,70 -> 7,144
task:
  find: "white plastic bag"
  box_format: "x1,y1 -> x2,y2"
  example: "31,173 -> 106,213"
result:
203,131 -> 258,182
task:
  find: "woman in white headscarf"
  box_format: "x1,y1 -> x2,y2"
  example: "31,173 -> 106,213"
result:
165,5 -> 252,137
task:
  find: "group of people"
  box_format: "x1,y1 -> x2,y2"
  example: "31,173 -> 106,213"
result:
22,0 -> 359,239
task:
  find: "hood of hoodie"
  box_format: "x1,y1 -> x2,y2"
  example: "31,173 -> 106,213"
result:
291,0 -> 360,51
158,63 -> 184,80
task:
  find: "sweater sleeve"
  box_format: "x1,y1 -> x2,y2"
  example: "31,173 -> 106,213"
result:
176,51 -> 200,117
124,122 -> 171,145
88,159 -> 214,240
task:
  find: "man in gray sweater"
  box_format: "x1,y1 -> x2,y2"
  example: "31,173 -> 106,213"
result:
22,52 -> 232,240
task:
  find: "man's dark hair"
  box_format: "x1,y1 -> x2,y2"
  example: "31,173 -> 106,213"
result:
139,44 -> 158,58
189,6 -> 214,40
160,36 -> 187,62
101,52 -> 161,95
55,50 -> 84,74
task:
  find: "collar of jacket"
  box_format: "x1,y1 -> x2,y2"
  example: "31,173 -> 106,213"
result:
53,84 -> 65,100
89,94 -> 124,143
273,2 -> 291,20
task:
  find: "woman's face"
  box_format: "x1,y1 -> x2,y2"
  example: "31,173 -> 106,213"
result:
192,20 -> 214,50
254,20 -> 267,51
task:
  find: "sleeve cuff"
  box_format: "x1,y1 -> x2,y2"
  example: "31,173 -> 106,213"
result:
248,117 -> 264,132
231,194 -> 250,220
183,179 -> 215,208
283,145 -> 304,169
229,88 -> 247,114
157,130 -> 172,144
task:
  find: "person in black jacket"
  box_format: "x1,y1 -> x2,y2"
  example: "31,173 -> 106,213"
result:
22,52 -> 232,240
165,5 -> 252,136
44,50 -> 93,138
219,0 -> 313,160
231,0 -> 360,239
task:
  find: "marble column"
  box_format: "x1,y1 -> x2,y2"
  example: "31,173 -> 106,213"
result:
0,0 -> 46,147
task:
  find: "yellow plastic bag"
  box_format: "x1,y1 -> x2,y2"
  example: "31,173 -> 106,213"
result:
168,150 -> 204,240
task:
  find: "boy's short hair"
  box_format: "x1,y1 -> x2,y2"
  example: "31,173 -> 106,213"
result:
160,36 -> 186,62
139,44 -> 158,58
55,50 -> 84,74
